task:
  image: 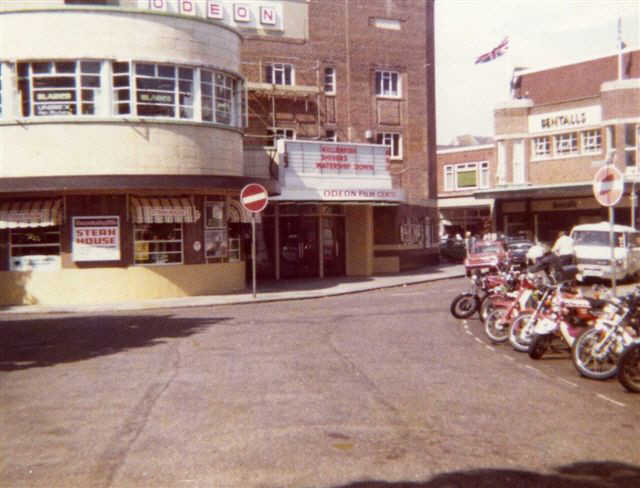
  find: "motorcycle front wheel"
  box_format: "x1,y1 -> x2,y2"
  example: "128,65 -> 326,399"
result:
571,328 -> 619,380
509,312 -> 534,352
617,342 -> 640,393
484,308 -> 510,343
450,293 -> 480,319
528,333 -> 550,360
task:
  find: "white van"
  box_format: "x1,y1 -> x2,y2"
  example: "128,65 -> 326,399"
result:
570,221 -> 640,281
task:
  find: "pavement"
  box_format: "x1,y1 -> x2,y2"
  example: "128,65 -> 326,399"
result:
0,262 -> 467,315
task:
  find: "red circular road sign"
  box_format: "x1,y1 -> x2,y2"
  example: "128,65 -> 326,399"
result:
240,183 -> 269,213
593,165 -> 624,207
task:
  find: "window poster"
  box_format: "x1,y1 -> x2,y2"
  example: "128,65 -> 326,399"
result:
72,216 -> 121,262
205,229 -> 228,258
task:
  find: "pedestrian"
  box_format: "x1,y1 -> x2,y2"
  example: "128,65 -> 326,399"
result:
552,230 -> 575,267
464,231 -> 476,257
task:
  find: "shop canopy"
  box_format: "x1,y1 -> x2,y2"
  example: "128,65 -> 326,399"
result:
130,197 -> 200,224
0,199 -> 63,229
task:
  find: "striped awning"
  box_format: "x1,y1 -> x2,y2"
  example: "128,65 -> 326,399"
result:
0,199 -> 63,229
130,197 -> 200,224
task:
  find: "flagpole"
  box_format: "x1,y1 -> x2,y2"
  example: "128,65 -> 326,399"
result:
617,17 -> 623,81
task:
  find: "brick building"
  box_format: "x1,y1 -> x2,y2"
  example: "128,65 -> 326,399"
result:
241,0 -> 439,279
436,136 -> 495,239
0,0 -> 438,305
438,48 -> 640,245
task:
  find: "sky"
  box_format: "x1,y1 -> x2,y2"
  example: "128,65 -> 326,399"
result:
434,0 -> 640,145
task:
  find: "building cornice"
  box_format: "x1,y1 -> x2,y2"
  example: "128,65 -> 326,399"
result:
601,78 -> 640,92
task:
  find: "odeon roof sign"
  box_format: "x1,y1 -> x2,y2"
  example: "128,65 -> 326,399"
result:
142,0 -> 284,31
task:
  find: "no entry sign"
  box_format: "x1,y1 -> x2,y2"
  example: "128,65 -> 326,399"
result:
593,165 -> 624,207
240,183 -> 269,213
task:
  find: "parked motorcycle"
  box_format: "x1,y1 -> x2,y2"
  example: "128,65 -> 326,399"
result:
572,286 -> 640,380
528,266 -> 604,360
617,340 -> 640,393
508,254 -> 559,352
450,269 -> 507,320
484,272 -> 539,343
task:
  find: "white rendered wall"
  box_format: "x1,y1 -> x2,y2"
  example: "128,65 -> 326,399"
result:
0,9 -> 244,178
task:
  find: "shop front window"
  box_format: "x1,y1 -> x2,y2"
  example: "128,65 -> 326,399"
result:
14,59 -> 243,127
134,223 -> 183,265
9,227 -> 61,271
134,63 -> 193,119
204,199 -> 228,262
17,60 -> 102,117
201,71 -> 233,125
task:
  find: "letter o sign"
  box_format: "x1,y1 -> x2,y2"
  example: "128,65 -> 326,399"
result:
234,4 -> 250,22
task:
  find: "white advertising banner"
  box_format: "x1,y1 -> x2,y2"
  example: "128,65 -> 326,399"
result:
276,140 -> 405,203
72,216 -> 121,262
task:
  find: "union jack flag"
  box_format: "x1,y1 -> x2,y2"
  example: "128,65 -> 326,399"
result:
475,37 -> 509,64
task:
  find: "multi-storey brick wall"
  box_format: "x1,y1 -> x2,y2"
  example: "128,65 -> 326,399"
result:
515,51 -> 640,105
241,0 -> 436,206
437,145 -> 496,196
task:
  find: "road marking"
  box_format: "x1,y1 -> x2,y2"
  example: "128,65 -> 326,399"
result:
596,394 -> 626,408
502,354 -> 516,361
557,378 -> 578,388
522,364 -> 546,376
465,330 -> 473,335
474,337 -> 484,345
485,345 -> 495,352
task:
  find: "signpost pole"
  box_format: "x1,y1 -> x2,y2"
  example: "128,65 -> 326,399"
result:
240,183 -> 268,299
252,212 -> 257,299
592,159 -> 623,297
609,206 -> 616,295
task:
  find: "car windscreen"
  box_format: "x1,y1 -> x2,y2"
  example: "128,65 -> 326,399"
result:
572,230 -> 625,247
473,243 -> 500,254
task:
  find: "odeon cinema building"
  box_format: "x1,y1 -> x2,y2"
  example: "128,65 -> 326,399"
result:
0,1 -> 439,306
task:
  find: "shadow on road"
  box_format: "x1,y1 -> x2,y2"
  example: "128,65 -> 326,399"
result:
0,313 -> 231,372
336,461 -> 640,487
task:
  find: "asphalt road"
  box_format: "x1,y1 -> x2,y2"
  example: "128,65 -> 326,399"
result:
1,278 -> 639,488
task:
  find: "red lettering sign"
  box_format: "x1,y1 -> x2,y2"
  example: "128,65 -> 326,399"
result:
234,4 -> 250,22
207,0 -> 223,19
260,6 -> 276,25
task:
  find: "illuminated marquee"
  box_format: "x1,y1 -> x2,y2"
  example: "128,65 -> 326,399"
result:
141,0 -> 283,30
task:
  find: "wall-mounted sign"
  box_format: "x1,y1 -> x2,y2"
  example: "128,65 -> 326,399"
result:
321,189 -> 404,201
34,103 -> 74,116
140,0 -> 283,31
72,216 -> 121,262
274,140 -> 404,203
137,92 -> 174,104
35,91 -> 74,102
528,105 -> 601,134
284,141 -> 390,176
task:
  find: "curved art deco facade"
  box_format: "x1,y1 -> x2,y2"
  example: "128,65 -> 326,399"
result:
0,5 -> 273,306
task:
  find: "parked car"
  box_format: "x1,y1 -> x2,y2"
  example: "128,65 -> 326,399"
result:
464,239 -> 507,276
440,237 -> 466,262
506,240 -> 534,267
